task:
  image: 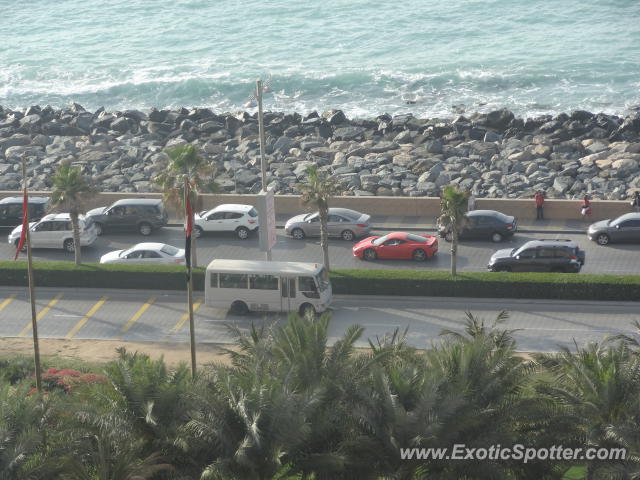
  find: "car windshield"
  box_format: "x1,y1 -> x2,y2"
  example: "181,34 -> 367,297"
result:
248,207 -> 258,217
315,267 -> 330,292
304,213 -> 318,221
372,234 -> 390,246
120,247 -> 135,257
512,246 -> 526,256
161,245 -> 179,256
611,215 -> 632,226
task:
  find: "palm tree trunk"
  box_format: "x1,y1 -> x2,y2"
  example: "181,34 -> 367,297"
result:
320,206 -> 330,271
450,228 -> 457,276
72,212 -> 82,266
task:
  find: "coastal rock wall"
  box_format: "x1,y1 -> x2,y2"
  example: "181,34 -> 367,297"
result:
1,104 -> 639,200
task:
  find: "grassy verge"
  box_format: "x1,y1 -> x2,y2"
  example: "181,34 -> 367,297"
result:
1,261 -> 639,301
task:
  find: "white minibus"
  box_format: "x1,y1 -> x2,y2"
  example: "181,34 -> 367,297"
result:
205,259 -> 332,315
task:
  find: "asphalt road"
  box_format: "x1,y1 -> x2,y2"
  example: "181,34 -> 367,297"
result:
2,227 -> 640,274
1,287 -> 638,352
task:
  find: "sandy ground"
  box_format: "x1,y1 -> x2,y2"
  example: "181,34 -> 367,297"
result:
0,338 -> 234,368
0,338 -> 534,368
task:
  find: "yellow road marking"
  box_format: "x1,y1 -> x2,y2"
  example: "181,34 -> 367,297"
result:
18,293 -> 63,337
0,294 -> 16,313
65,296 -> 108,340
166,299 -> 203,337
117,297 -> 156,339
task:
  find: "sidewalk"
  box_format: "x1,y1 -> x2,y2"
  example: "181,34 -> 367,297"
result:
169,215 -> 589,234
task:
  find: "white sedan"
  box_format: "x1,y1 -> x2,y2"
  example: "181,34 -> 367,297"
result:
99,243 -> 185,264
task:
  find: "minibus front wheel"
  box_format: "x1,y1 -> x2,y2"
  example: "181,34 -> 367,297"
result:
299,303 -> 316,318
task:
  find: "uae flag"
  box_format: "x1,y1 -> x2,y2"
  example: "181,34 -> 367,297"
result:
184,182 -> 193,278
14,189 -> 28,260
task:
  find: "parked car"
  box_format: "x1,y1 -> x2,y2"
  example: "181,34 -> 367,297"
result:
100,242 -> 185,264
487,239 -> 586,273
0,196 -> 50,229
438,209 -> 517,243
86,198 -> 168,236
285,208 -> 372,241
194,204 -> 258,239
587,212 -> 640,246
353,232 -> 438,261
8,213 -> 97,252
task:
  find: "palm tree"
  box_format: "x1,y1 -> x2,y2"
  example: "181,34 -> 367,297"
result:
0,383 -> 62,480
154,144 -> 218,268
439,185 -> 469,276
102,348 -> 192,462
298,166 -> 339,271
537,342 -> 640,479
50,161 -> 95,265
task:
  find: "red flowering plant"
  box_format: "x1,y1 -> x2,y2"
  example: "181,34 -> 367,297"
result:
35,367 -> 107,394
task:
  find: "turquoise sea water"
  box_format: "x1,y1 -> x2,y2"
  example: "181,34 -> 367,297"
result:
2,0 -> 639,118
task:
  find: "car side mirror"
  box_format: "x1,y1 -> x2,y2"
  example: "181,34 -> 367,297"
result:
516,255 -> 521,260
616,225 -> 620,229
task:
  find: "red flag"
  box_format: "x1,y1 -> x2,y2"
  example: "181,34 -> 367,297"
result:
14,189 -> 28,260
185,182 -> 193,275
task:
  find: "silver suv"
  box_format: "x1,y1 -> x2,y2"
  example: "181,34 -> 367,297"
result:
8,213 -> 97,252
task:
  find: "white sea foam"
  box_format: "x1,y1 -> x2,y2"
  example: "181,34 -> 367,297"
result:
1,0 -> 639,117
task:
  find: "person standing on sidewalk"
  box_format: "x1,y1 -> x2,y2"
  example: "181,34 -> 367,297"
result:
581,195 -> 592,217
467,190 -> 476,212
535,191 -> 545,220
631,191 -> 640,212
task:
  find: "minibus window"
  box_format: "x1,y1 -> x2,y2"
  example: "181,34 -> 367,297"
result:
249,274 -> 279,290
299,276 -> 319,298
219,273 -> 248,289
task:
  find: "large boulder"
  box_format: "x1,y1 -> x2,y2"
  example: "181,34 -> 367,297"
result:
333,126 -> 366,141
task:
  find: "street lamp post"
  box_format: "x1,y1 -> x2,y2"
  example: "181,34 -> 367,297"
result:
256,79 -> 272,261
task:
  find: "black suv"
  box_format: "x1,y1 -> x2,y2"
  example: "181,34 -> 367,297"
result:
86,199 -> 168,236
488,239 -> 586,273
438,210 -> 517,243
0,196 -> 50,228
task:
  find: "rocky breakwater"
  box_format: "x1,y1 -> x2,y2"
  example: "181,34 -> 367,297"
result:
1,104 -> 640,199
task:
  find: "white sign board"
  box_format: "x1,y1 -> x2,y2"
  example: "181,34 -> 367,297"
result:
257,188 -> 276,252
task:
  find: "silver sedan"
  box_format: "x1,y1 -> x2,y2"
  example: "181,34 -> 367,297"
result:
100,242 -> 185,264
284,208 -> 372,241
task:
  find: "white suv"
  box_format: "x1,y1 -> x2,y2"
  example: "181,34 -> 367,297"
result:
8,213 -> 97,252
194,204 -> 259,239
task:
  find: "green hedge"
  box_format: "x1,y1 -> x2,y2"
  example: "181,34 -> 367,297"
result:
1,261 -> 640,301
330,269 -> 640,301
0,261 -> 205,292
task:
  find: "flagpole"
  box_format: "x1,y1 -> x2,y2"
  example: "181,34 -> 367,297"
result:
22,156 -> 42,392
184,180 -> 196,378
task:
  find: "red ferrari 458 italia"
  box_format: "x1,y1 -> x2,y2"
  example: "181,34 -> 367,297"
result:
352,232 -> 438,261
